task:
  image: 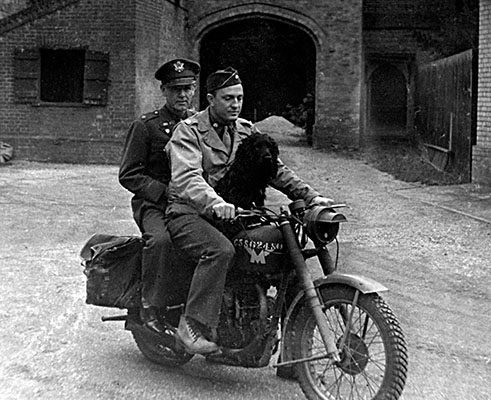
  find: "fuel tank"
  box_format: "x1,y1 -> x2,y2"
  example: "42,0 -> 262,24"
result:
232,225 -> 287,274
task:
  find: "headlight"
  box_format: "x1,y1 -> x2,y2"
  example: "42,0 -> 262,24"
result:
303,206 -> 347,244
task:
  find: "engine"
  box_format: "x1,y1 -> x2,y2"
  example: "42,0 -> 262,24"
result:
217,279 -> 274,349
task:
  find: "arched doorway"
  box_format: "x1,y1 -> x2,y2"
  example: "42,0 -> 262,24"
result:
199,18 -> 316,122
368,64 -> 407,137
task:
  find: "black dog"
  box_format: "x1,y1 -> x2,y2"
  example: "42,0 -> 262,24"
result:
215,132 -> 279,209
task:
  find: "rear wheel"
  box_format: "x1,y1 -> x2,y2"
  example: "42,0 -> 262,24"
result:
131,324 -> 193,367
292,285 -> 407,400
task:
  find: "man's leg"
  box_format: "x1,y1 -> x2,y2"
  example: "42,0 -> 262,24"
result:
139,208 -> 169,333
166,213 -> 235,353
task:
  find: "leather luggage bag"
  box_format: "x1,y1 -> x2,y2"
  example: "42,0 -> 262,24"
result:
80,234 -> 144,308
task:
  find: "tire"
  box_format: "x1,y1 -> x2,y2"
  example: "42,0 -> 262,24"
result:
131,325 -> 193,367
291,285 -> 407,400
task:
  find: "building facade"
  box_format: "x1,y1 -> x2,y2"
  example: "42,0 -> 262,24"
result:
475,0 -> 491,184
0,0 -> 487,185
0,0 -> 189,163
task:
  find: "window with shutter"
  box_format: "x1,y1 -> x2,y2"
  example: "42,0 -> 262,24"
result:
13,48 -> 40,104
83,50 -> 110,106
13,48 -> 109,106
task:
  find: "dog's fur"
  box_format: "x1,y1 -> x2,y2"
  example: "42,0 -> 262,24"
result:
215,132 -> 279,209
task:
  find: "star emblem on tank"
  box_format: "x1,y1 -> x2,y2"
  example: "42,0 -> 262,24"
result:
173,61 -> 185,73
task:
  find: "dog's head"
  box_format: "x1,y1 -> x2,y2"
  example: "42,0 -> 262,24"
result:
236,132 -> 279,180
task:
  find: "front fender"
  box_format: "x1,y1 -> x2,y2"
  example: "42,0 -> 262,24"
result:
314,272 -> 388,294
279,273 -> 387,368
284,273 -> 387,334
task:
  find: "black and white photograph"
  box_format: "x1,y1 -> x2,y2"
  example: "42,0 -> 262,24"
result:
0,1 -> 489,399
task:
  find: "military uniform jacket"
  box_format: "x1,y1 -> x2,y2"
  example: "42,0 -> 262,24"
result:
119,105 -> 195,226
165,107 -> 320,217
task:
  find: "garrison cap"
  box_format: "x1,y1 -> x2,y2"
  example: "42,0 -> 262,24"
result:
155,58 -> 200,86
206,66 -> 242,93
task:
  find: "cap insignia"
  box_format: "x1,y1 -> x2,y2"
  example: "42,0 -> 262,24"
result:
173,61 -> 185,73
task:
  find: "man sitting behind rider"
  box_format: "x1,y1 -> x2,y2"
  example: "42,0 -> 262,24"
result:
119,58 -> 200,334
164,67 -> 334,355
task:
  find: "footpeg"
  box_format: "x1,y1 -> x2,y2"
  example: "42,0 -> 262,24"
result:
101,314 -> 127,322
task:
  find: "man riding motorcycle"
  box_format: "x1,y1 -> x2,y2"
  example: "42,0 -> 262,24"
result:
164,67 -> 335,355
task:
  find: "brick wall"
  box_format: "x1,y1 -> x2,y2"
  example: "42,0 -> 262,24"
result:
363,0 -> 451,28
0,0 -> 136,163
361,0 -> 460,145
135,0 -> 191,116
185,0 -> 363,148
0,0 -> 477,164
363,0 -> 460,62
0,0 -> 188,164
473,0 -> 491,184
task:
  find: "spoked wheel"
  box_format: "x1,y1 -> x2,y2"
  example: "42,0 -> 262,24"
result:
131,323 -> 193,367
292,285 -> 407,400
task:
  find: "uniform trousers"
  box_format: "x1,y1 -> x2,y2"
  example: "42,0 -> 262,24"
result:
138,207 -> 172,308
165,213 -> 235,329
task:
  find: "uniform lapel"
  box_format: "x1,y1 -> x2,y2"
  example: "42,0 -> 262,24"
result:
229,121 -> 243,157
205,128 -> 229,153
200,109 -> 231,156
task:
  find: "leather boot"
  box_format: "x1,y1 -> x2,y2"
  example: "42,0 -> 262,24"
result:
176,316 -> 219,355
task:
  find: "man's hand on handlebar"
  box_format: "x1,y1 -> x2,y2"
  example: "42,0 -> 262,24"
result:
212,202 -> 236,220
310,196 -> 335,207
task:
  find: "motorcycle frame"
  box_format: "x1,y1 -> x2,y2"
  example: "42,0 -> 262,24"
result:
113,206 -> 390,368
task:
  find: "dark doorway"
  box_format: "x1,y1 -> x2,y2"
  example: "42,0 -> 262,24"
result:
369,64 -> 407,136
200,18 -> 316,122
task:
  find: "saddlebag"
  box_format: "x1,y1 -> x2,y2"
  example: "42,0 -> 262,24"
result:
80,234 -> 144,309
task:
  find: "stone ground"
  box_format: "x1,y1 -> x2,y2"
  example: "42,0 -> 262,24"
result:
0,117 -> 490,400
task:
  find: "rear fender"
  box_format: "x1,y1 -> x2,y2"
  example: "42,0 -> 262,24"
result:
313,272 -> 388,294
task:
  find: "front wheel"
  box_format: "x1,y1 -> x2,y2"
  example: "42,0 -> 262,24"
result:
291,285 -> 407,400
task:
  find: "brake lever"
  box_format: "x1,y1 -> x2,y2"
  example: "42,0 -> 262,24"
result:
329,204 -> 347,208
232,208 -> 256,220
307,203 -> 347,209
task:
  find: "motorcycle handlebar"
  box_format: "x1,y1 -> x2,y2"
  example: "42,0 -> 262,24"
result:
226,203 -> 348,222
211,206 -> 245,220
232,208 -> 263,220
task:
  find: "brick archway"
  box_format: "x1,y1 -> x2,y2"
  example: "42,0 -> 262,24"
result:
188,5 -> 324,122
198,18 -> 317,122
189,4 -> 325,50
367,64 -> 408,137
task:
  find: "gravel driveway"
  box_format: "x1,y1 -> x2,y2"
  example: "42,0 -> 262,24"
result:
0,119 -> 490,400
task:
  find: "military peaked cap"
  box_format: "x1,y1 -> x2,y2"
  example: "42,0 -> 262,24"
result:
155,58 -> 200,86
206,66 -> 242,93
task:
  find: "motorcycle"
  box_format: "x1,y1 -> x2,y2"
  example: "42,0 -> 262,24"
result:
81,200 -> 408,400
